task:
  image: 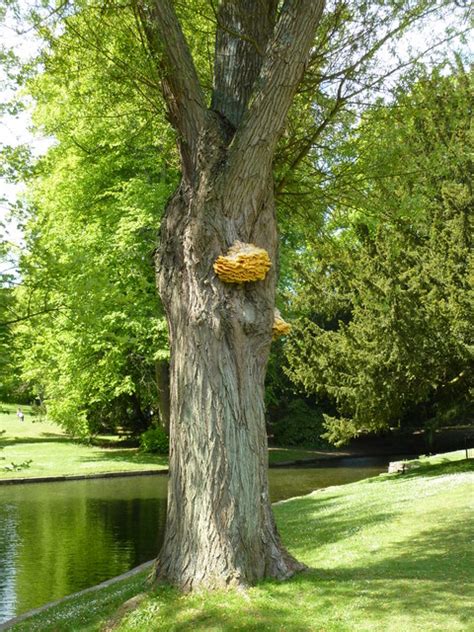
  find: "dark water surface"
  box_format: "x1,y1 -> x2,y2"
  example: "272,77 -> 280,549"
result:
0,456 -> 390,623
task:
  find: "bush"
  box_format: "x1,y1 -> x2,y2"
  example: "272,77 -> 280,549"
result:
139,426 -> 169,454
271,399 -> 328,448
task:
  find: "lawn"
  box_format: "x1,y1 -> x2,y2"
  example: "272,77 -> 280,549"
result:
8,451 -> 473,632
0,404 -> 168,480
0,404 -> 340,480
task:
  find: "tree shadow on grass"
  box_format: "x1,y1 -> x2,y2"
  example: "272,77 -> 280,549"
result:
291,514 -> 473,629
136,515 -> 472,632
119,496 -> 398,630
275,494 -> 395,552
0,435 -> 73,447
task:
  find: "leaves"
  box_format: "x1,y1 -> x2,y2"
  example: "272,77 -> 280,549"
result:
9,8 -> 178,434
2,0 -> 471,442
285,67 -> 474,445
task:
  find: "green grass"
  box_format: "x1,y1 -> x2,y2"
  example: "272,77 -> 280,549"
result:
8,569 -> 151,632
0,404 -> 167,480
9,451 -> 473,632
400,449 -> 471,470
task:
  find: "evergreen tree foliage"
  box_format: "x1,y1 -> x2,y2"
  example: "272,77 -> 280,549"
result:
286,67 -> 473,445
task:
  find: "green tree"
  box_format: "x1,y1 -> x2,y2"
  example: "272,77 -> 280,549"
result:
0,220 -> 29,403
2,0 -> 469,593
286,67 -> 473,446
0,286 -> 20,401
7,16 -> 177,434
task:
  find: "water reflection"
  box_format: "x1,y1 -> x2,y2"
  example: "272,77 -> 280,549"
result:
0,505 -> 18,622
0,457 -> 388,623
0,476 -> 167,622
269,458 -> 386,501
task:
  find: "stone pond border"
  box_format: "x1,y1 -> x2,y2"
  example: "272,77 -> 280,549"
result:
0,468 -> 168,486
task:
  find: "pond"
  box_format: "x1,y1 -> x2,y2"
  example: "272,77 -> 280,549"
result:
0,456 -> 391,623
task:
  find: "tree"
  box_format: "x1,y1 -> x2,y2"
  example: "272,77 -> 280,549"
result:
0,286 -> 22,401
3,0 -> 469,593
129,0 -> 327,591
0,233 -> 28,402
285,66 -> 473,446
4,18 -> 175,435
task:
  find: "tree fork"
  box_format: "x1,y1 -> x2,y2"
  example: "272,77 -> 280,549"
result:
134,0 -> 325,590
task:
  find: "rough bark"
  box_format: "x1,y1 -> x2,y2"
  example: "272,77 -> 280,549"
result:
211,0 -> 278,128
155,359 -> 170,434
135,0 -> 325,590
134,0 -> 206,180
154,117 -> 302,590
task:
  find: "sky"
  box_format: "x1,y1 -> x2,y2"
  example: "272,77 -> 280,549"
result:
0,11 -> 52,275
0,17 -> 33,252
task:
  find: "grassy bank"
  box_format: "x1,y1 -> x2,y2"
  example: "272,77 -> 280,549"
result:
0,404 -> 167,480
8,451 -> 473,631
0,404 -> 341,480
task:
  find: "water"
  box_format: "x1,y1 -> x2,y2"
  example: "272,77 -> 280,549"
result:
0,457 -> 389,623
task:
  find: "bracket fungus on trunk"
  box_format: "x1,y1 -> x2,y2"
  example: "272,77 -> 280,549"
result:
213,241 -> 272,283
272,309 -> 291,339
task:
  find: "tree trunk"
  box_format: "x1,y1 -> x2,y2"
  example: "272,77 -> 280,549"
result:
129,392 -> 148,435
135,0 -> 325,591
152,115 -> 304,590
155,359 -> 170,434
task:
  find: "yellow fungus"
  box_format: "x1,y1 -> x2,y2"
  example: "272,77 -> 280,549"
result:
272,309 -> 291,339
213,241 -> 271,284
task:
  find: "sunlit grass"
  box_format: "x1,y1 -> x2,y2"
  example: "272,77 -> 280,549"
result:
0,404 -> 167,480
401,449 -> 469,468
8,569 -> 150,632
9,452 -> 473,631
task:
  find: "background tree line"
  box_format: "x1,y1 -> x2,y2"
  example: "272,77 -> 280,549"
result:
285,64 -> 473,447
0,1 -> 471,447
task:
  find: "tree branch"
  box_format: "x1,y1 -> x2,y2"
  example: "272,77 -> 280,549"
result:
211,0 -> 278,128
225,0 -> 325,218
134,0 -> 207,179
0,306 -> 63,328
276,80 -> 346,194
275,5 -> 470,196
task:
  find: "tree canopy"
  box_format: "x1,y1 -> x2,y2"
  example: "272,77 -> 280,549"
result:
2,0 -> 470,439
285,65 -> 473,445
2,11 -> 178,431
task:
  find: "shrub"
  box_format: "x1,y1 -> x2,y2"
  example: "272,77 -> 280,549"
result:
271,399 -> 328,448
139,426 -> 169,454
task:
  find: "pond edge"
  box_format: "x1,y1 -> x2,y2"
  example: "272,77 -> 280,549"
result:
0,561 -> 154,630
0,451 -> 407,485
0,468 -> 168,486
